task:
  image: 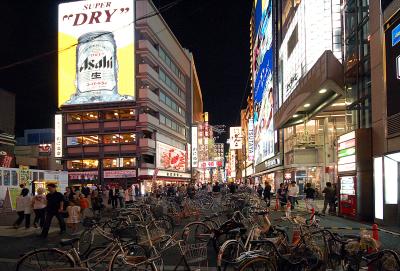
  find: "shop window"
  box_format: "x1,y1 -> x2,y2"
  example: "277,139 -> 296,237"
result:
39,172 -> 44,180
67,159 -> 98,169
122,157 -> 136,168
81,112 -> 98,121
67,136 -> 80,146
104,110 -> 119,120
3,170 -> 10,186
11,171 -> 18,186
82,135 -> 99,145
67,113 -> 81,122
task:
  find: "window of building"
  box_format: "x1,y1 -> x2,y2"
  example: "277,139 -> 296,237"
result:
159,69 -> 185,99
120,109 -> 135,119
158,47 -> 186,84
159,114 -> 186,136
3,170 -> 10,186
67,135 -> 99,146
103,157 -> 136,168
104,110 -> 120,120
67,113 -> 82,122
67,159 -> 98,169
103,133 -> 136,144
159,91 -> 186,117
11,171 -> 18,186
80,112 -> 98,121
142,154 -> 154,164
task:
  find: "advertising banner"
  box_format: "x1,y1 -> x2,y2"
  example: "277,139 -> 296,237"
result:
18,166 -> 30,186
156,142 -> 186,172
104,170 -> 136,178
229,127 -> 243,150
199,161 -> 223,169
253,0 -> 274,165
191,127 -> 198,168
55,114 -> 63,158
58,0 -> 135,107
248,119 -> 254,161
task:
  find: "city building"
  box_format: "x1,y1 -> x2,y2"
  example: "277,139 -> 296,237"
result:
369,0 -> 400,226
0,89 -> 15,168
15,128 -> 62,171
56,0 -> 202,192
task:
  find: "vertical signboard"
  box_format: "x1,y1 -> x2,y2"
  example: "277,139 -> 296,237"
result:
191,127 -> 198,168
248,119 -> 254,161
58,0 -> 135,107
253,0 -> 274,165
337,131 -> 356,173
229,127 -> 243,150
229,150 -> 236,178
55,114 -> 63,158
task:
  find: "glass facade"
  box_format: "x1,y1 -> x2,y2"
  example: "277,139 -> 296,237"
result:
67,109 -> 135,123
159,69 -> 185,99
159,91 -> 185,117
159,47 -> 186,83
343,0 -> 371,130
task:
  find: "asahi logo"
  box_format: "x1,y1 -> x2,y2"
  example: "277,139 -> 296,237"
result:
79,55 -> 113,72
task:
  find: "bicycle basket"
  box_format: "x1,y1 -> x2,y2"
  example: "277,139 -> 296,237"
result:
180,242 -> 208,264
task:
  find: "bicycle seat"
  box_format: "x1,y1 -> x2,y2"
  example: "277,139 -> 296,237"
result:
59,237 -> 80,247
228,227 -> 247,235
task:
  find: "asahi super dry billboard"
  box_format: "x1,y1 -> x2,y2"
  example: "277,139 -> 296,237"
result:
58,0 -> 135,107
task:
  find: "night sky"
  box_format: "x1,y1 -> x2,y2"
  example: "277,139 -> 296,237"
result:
0,0 -> 252,136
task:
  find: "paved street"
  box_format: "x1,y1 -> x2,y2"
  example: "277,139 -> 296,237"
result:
0,202 -> 399,271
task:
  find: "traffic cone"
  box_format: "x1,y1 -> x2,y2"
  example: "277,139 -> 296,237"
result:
292,228 -> 301,245
310,208 -> 315,222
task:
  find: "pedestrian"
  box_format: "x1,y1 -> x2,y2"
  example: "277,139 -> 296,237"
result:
40,184 -> 66,238
91,190 -> 103,215
125,186 -> 134,204
287,181 -> 299,210
108,186 -> 118,208
213,182 -> 221,193
257,184 -> 263,198
322,182 -> 336,214
64,187 -> 75,202
81,185 -> 90,198
263,181 -> 272,207
32,187 -> 46,228
13,188 -> 32,229
79,194 -> 90,218
277,183 -> 287,208
66,200 -> 81,233
134,185 -> 140,197
304,183 -> 317,212
207,183 -> 212,195
117,185 -> 124,208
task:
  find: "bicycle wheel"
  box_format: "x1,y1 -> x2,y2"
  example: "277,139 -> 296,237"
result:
16,248 -> 75,271
155,217 -> 174,235
109,243 -> 152,271
368,250 -> 400,271
182,222 -> 212,243
238,256 -> 277,271
78,229 -> 94,256
85,246 -> 116,271
218,240 -> 245,265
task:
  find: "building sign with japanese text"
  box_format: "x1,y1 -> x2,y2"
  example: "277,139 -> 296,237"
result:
55,114 -> 63,158
229,127 -> 243,150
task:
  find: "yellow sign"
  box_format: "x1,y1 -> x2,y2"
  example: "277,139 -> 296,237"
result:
18,166 -> 30,186
9,188 -> 20,211
58,0 -> 135,107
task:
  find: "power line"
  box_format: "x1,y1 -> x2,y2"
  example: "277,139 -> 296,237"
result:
0,0 -> 185,72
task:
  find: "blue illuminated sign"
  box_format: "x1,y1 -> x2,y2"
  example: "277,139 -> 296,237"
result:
392,23 -> 400,47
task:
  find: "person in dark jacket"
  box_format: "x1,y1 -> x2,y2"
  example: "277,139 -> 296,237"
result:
277,183 -> 287,208
263,181 -> 272,206
304,183 -> 317,212
257,184 -> 263,198
212,182 -> 221,193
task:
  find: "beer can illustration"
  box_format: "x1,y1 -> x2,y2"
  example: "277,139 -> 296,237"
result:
77,31 -> 118,94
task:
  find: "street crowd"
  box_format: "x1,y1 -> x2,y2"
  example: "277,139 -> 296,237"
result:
11,180 -> 338,238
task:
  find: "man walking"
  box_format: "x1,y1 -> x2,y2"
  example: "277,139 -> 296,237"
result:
40,184 -> 66,238
287,181 -> 299,210
263,181 -> 272,206
322,182 -> 336,214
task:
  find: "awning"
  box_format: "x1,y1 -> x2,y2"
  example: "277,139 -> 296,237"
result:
251,166 -> 284,177
275,50 -> 344,129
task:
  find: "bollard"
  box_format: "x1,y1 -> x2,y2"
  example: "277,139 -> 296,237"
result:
372,224 -> 379,241
310,208 -> 315,222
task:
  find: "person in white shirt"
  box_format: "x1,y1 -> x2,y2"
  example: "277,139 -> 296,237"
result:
66,200 -> 81,233
32,187 -> 47,228
13,188 -> 32,229
287,181 -> 299,210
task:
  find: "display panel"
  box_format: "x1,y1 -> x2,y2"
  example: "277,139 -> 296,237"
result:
248,119 -> 255,161
58,0 -> 135,107
156,142 -> 186,172
229,127 -> 243,150
384,156 -> 398,204
385,16 -> 400,116
374,157 -> 384,219
253,0 -> 274,165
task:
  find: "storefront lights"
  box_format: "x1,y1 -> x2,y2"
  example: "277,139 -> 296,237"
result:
304,103 -> 310,108
374,157 -> 384,219
319,89 -> 327,94
384,156 -> 398,204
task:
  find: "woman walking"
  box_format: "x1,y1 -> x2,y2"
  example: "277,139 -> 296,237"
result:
32,187 -> 46,228
13,188 -> 32,229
